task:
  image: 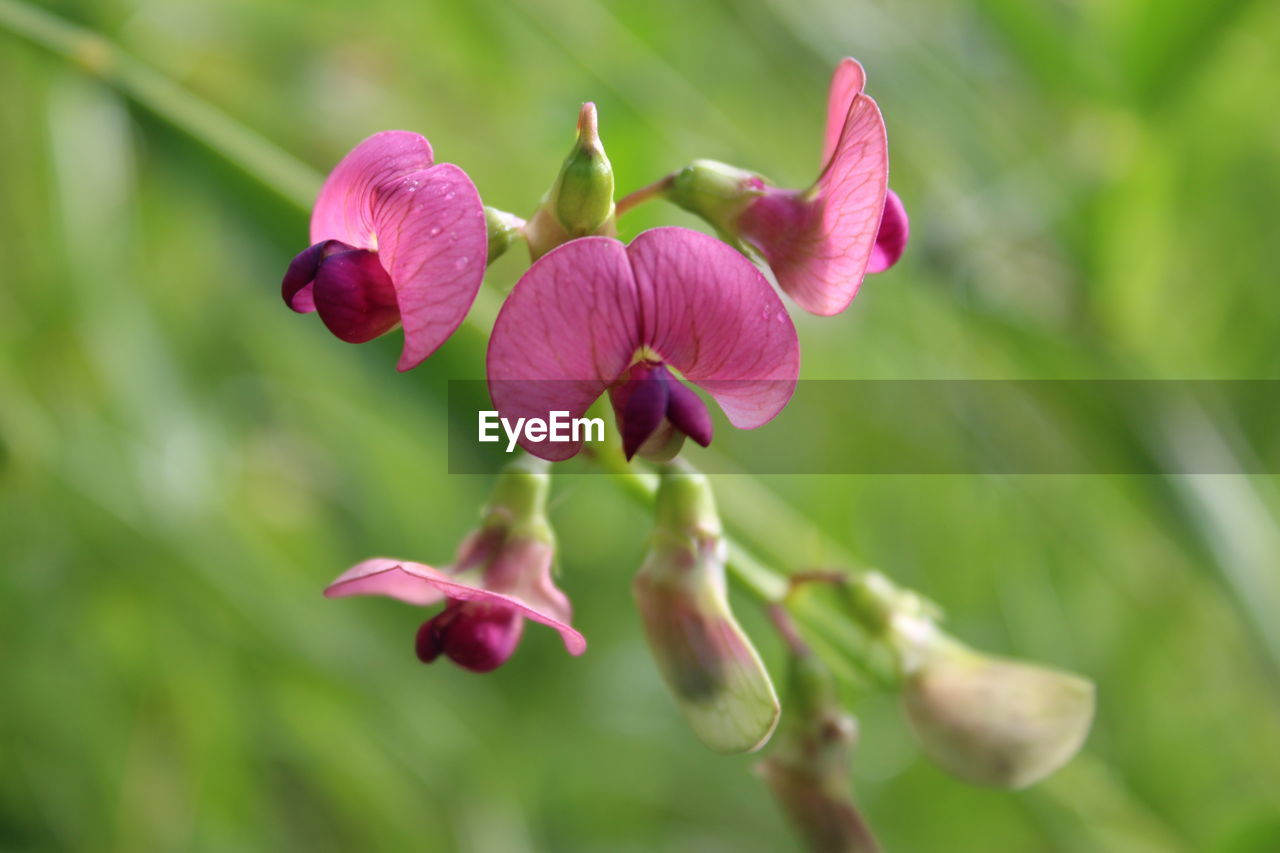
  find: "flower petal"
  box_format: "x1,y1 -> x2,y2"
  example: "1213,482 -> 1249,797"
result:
820,57 -> 867,171
310,131 -> 435,248
282,241 -> 326,313
325,559 -> 586,655
867,188 -> 909,274
666,377 -> 714,448
372,164 -> 487,371
487,237 -> 640,460
628,228 -> 799,429
312,247 -> 402,343
325,558 -> 449,606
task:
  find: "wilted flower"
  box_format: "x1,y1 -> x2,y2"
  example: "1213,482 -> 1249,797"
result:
632,465 -> 780,753
487,227 -> 799,461
667,58 -> 908,316
283,131 -> 488,371
324,458 -> 585,672
897,620 -> 1095,789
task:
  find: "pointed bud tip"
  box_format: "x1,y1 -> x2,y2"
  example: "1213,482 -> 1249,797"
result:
577,102 -> 599,147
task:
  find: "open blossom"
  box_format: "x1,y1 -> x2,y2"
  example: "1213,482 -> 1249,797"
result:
487,227 -> 800,461
282,131 -> 487,371
669,58 -> 909,316
325,459 -> 585,672
325,542 -> 584,672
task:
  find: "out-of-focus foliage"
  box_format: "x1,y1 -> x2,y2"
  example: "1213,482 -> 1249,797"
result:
2,0 -> 1279,850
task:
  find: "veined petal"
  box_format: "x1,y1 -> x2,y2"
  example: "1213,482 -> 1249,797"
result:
325,559 -> 586,655
867,188 -> 909,274
309,131 -> 435,248
373,164 -> 487,371
628,228 -> 799,429
325,558 -> 449,606
487,237 -> 640,460
820,57 -> 867,170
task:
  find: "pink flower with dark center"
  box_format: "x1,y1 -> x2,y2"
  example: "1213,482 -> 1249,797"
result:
735,58 -> 908,315
283,131 -> 487,371
325,534 -> 585,673
486,227 -> 800,461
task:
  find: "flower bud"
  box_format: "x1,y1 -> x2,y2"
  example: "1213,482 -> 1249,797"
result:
899,628 -> 1095,789
665,159 -> 766,242
633,466 -> 780,753
758,644 -> 881,853
525,102 -> 617,259
484,206 -> 527,264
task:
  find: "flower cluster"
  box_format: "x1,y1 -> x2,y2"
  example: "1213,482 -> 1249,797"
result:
282,59 -> 1095,853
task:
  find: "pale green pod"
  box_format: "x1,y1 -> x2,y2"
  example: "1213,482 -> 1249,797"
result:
634,467 -> 780,753
902,639 -> 1095,789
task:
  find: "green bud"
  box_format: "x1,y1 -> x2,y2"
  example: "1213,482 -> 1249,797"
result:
900,630 -> 1096,789
634,466 -> 779,753
526,102 -> 616,259
666,159 -> 766,238
484,206 -> 526,264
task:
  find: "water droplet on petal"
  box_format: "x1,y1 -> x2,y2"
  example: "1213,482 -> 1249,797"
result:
429,226 -> 442,236
454,256 -> 469,270
445,192 -> 456,200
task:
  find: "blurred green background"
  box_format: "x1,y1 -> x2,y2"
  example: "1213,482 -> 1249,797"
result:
3,0 -> 1280,850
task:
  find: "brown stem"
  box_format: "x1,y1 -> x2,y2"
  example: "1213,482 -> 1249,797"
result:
615,173 -> 676,217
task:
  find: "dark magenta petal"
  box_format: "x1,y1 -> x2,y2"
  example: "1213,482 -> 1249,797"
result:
282,241 -> 325,313
867,189 -> 909,274
312,247 -> 402,343
416,601 -> 525,673
610,363 -> 671,461
666,377 -> 714,448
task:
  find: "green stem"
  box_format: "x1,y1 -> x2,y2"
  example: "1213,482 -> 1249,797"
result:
0,0 -> 320,208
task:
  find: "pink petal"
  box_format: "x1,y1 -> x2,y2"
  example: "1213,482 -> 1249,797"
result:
326,559 -> 586,655
867,188 -> 909,274
372,164 -> 487,372
628,228 -> 799,429
309,131 -> 435,249
486,237 -> 640,460
820,57 -> 867,171
325,558 -> 449,606
312,247 -> 401,343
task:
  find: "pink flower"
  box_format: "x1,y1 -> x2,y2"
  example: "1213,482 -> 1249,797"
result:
486,227 -> 800,461
282,131 -> 487,371
735,58 -> 908,315
325,535 -> 585,673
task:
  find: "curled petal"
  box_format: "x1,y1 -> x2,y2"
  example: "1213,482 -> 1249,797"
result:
416,602 -> 525,672
820,57 -> 867,170
282,241 -> 328,313
739,94 -> 888,316
310,131 -> 435,248
487,237 -> 640,460
312,247 -> 401,343
666,377 -> 714,448
867,188 -> 909,274
629,228 -> 799,429
609,363 -> 671,460
373,164 -> 487,371
325,559 -> 586,655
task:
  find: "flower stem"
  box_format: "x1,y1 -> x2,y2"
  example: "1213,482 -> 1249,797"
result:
615,173 -> 675,217
0,0 -> 321,209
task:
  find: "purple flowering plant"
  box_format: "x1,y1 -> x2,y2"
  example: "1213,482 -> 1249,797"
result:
281,60 -> 1094,851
